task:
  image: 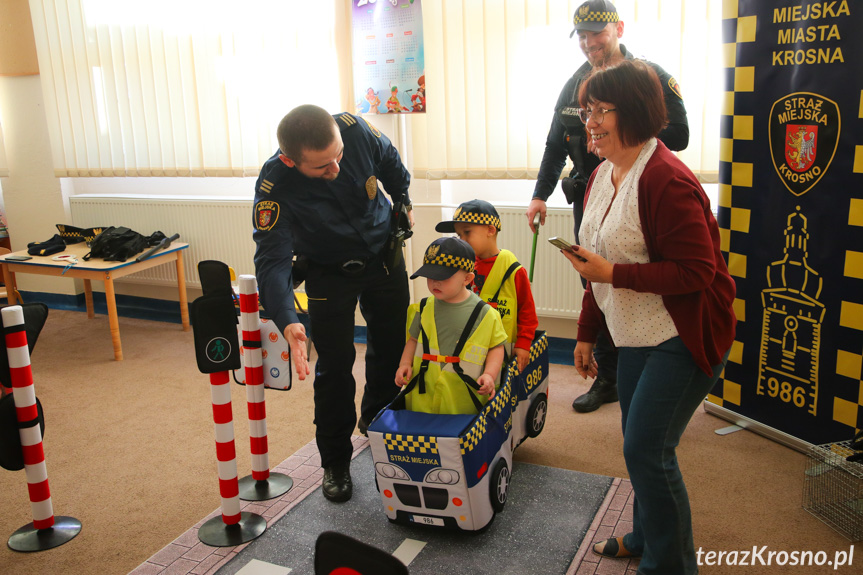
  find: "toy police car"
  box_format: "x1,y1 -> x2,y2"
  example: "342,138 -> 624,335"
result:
368,331 -> 550,531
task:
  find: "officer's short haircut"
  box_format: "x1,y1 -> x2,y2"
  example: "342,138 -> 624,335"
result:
277,105 -> 338,163
578,59 -> 667,148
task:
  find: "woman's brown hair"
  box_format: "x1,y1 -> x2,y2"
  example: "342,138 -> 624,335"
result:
578,59 -> 667,148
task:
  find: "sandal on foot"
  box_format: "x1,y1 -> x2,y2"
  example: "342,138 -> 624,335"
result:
593,536 -> 640,558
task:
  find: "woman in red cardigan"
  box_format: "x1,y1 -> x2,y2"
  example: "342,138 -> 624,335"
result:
559,60 -> 736,575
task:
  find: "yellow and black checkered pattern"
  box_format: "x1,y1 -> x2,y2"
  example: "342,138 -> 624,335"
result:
56,225 -> 105,243
831,88 -> 863,430
488,377 -> 511,419
423,252 -> 474,274
460,416 -> 487,455
709,0 -> 754,409
833,346 -> 863,430
384,434 -> 439,455
573,10 -> 618,27
530,334 -> 548,363
452,207 -> 501,231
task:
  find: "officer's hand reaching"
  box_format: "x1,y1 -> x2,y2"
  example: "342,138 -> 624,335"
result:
526,199 -> 547,233
285,323 -> 311,380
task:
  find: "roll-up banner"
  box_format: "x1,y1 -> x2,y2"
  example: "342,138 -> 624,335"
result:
713,0 -> 861,445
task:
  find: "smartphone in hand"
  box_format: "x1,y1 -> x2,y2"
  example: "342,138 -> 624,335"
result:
548,237 -> 587,261
548,236 -> 574,251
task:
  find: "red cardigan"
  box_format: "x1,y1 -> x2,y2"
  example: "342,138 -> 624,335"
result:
576,140 -> 737,375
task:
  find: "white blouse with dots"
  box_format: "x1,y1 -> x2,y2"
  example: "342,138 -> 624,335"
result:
578,137 -> 679,348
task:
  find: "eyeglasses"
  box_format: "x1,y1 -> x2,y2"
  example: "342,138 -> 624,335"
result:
576,107 -> 617,125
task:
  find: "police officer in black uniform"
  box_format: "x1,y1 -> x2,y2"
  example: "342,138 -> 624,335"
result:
253,105 -> 413,502
526,0 -> 689,414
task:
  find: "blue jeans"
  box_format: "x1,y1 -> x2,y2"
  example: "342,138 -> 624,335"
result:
617,337 -> 729,575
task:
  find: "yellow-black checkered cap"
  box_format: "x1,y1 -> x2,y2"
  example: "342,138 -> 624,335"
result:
410,237 -> 475,281
570,0 -> 619,37
435,199 -> 501,233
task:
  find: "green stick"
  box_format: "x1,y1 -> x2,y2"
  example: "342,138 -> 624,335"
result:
529,213 -> 540,283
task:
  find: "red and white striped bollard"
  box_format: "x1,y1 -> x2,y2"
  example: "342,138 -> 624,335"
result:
3,305 -> 81,552
236,275 -> 292,500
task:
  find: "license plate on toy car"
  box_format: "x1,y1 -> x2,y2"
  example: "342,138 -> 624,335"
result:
410,514 -> 444,526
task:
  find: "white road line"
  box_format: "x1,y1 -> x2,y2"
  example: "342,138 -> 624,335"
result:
235,558 -> 292,575
392,538 -> 427,566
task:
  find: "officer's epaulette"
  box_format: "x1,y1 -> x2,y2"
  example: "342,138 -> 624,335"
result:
257,153 -> 290,195
335,113 -> 360,132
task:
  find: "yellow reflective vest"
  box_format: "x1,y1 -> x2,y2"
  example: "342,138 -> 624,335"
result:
405,297 -> 506,415
477,249 -> 522,357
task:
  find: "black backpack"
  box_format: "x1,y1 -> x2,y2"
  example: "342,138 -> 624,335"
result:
84,226 -> 163,262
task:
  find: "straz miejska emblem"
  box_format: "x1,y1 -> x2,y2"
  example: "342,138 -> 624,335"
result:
255,201 -> 279,231
769,93 -> 840,196
366,176 -> 378,200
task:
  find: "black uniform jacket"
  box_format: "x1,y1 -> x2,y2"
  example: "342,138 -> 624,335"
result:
253,113 -> 411,332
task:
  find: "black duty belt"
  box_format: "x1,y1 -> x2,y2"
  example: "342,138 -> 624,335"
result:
339,258 -> 368,277
309,254 -> 381,278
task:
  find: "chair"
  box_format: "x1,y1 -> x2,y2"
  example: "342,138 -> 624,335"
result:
314,531 -> 409,575
0,247 -> 21,303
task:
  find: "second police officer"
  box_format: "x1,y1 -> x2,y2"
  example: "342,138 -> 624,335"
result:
527,0 -> 690,414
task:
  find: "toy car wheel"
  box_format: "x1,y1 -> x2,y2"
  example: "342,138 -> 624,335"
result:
489,458 -> 509,512
526,393 -> 548,438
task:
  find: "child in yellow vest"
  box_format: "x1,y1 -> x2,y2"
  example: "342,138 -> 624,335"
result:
436,199 -> 539,373
395,237 -> 507,415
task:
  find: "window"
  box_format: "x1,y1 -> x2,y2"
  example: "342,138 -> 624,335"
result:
30,1 -> 723,183
413,0 -> 723,182
30,0 -> 345,177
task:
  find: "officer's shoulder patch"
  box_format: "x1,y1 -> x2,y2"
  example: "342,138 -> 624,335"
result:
362,117 -> 382,138
668,77 -> 682,99
255,200 -> 280,231
259,178 -> 274,194
336,113 -> 359,131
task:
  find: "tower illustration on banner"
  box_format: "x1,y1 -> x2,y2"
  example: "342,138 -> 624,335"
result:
758,207 -> 825,416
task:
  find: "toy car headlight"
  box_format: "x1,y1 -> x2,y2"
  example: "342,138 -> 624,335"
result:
375,462 -> 409,480
425,468 -> 460,485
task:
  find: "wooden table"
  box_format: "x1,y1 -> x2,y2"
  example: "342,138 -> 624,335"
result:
1,242 -> 190,361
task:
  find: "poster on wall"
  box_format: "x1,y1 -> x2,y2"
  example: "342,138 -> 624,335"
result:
714,0 -> 861,445
350,0 -> 425,115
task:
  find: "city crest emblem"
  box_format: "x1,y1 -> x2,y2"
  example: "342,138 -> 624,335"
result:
425,244 -> 440,261
255,201 -> 279,231
769,93 -> 839,196
784,125 -> 817,172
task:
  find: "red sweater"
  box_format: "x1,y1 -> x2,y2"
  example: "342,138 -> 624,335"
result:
473,254 -> 539,351
576,141 -> 737,374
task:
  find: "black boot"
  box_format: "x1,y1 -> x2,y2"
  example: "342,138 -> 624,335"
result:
322,462 -> 353,502
572,377 -> 618,413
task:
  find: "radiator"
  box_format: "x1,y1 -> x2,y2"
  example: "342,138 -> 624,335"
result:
69,196 -> 255,289
491,207 -> 582,319
68,197 -> 582,317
